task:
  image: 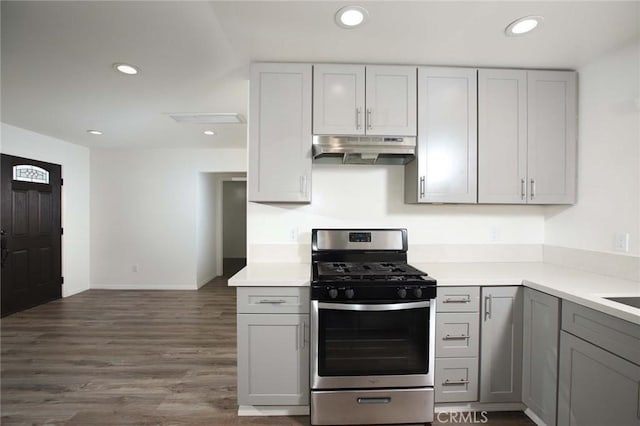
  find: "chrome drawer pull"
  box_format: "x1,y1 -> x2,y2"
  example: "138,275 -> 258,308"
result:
443,334 -> 469,340
357,397 -> 391,404
443,379 -> 469,385
443,297 -> 470,303
257,299 -> 287,304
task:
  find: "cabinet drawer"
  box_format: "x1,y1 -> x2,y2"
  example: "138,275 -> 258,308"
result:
435,357 -> 478,403
237,287 -> 310,314
562,300 -> 640,365
436,312 -> 479,358
436,287 -> 480,312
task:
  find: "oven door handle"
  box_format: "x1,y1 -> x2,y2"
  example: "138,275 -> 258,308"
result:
317,301 -> 430,311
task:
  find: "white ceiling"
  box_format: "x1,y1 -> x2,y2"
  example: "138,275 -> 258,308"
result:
2,1 -> 639,149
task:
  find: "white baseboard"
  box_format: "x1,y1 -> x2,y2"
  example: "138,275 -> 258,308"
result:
237,405 -> 309,416
90,283 -> 197,290
435,402 -> 526,412
524,407 -> 547,426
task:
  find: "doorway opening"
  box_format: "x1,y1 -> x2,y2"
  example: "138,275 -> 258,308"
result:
196,172 -> 246,287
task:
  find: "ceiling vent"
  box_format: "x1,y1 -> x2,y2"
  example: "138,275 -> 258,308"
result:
167,113 -> 245,124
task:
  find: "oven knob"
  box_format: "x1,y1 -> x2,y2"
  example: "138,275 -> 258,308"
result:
397,288 -> 407,299
345,288 -> 354,299
328,288 -> 339,299
413,288 -> 423,298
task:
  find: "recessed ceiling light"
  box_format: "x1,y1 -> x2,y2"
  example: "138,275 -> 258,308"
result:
113,63 -> 139,75
203,130 -> 216,136
335,6 -> 369,29
87,130 -> 103,135
505,16 -> 543,36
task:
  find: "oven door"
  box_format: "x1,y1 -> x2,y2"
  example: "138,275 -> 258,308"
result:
311,299 -> 435,390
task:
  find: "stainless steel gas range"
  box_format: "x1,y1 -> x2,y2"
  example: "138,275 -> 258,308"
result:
310,228 -> 437,425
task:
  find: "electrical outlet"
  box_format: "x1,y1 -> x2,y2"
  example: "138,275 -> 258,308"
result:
614,232 -> 630,253
489,228 -> 500,242
132,264 -> 139,273
289,227 -> 299,242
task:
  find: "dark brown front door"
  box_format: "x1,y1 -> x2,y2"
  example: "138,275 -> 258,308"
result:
1,154 -> 62,317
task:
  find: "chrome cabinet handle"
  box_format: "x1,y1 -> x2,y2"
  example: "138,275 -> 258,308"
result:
366,108 -> 372,130
443,334 -> 469,340
258,299 -> 287,304
484,295 -> 492,320
443,297 -> 470,304
530,178 -> 536,200
443,379 -> 470,385
419,176 -> 425,199
521,178 -> 526,201
356,107 -> 362,129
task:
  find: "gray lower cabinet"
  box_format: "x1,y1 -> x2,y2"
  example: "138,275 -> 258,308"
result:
557,300 -> 640,426
480,286 -> 523,403
522,288 -> 559,426
237,287 -> 310,406
557,331 -> 640,426
435,286 -> 480,403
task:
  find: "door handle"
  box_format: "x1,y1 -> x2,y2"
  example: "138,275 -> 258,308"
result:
443,379 -> 470,385
521,178 -> 526,201
443,297 -> 470,304
356,107 -> 362,130
357,397 -> 391,404
366,108 -> 373,130
419,176 -> 425,199
1,229 -> 8,268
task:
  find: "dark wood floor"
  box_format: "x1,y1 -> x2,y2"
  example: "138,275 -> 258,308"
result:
1,278 -> 533,425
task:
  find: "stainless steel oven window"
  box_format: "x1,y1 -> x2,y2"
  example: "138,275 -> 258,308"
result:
311,300 -> 436,389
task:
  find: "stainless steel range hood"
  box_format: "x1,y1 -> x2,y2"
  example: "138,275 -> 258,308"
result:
312,135 -> 416,165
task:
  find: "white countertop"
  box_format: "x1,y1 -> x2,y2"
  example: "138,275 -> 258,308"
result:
228,261 -> 640,324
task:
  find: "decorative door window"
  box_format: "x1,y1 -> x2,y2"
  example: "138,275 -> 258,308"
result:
12,165 -> 50,184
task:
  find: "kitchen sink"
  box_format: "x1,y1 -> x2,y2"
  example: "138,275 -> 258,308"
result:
604,297 -> 640,309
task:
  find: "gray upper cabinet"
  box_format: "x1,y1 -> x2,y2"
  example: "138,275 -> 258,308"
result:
478,69 -> 528,204
522,288 -> 559,426
406,67 -> 477,203
313,64 -> 416,136
480,286 -> 523,403
249,63 -> 312,203
527,71 -> 577,204
478,69 -> 577,204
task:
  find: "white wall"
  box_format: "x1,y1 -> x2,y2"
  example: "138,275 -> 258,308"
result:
223,180 -> 247,258
544,41 -> 640,256
248,164 -> 545,262
0,123 -> 91,297
91,148 -> 246,289
196,173 -> 219,287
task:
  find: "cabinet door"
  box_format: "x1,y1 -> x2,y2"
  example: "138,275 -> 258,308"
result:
365,65 -> 417,136
478,69 -> 528,204
237,314 -> 309,406
249,63 -> 312,202
522,288 -> 559,426
480,286 -> 523,403
416,67 -> 477,203
313,64 -> 365,135
527,71 -> 577,204
557,331 -> 640,426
